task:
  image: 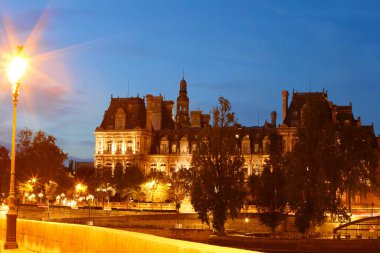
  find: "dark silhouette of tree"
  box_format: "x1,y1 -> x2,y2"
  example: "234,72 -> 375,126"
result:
112,162 -> 124,201
120,165 -> 145,206
284,100 -> 348,234
91,166 -> 114,206
168,167 -> 192,222
16,128 -> 68,193
0,146 -> 10,201
190,97 -> 246,235
249,132 -> 287,235
334,123 -> 378,212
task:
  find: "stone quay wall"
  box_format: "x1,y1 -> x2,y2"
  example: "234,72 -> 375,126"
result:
0,218 -> 257,253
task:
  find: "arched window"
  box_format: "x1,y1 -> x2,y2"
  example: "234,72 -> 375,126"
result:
150,162 -> 157,172
159,163 -> 167,172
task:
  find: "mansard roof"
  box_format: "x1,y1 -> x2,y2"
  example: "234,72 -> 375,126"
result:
282,90 -> 376,141
284,91 -> 331,127
97,96 -> 146,130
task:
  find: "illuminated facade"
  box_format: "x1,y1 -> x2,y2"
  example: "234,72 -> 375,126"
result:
94,78 -> 271,175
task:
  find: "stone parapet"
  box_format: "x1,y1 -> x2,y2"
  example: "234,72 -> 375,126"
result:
0,218 -> 256,253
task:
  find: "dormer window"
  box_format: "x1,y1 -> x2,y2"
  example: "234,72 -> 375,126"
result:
115,108 -> 126,130
241,135 -> 251,154
160,137 -> 169,154
180,137 -> 189,154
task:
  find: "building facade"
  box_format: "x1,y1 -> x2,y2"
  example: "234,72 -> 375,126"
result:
94,78 -> 276,175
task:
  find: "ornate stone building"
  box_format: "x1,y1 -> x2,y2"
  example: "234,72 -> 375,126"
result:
94,79 -> 379,194
94,78 -> 272,175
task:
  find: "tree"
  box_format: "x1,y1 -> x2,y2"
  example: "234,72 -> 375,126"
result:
0,146 -> 10,202
190,97 -> 246,235
168,168 -> 191,210
121,165 -> 145,206
334,123 -> 378,212
112,162 -> 124,201
141,170 -> 168,203
44,180 -> 58,203
90,166 -> 114,206
16,128 -> 68,185
249,132 -> 287,235
284,100 -> 348,234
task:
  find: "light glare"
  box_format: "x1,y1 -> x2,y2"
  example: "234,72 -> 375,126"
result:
7,56 -> 27,85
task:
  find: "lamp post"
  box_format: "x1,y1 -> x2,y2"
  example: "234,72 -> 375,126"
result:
4,46 -> 27,249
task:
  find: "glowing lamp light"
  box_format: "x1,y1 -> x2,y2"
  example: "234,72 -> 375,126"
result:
7,56 -> 27,86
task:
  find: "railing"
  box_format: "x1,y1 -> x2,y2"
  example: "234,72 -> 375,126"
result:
333,215 -> 380,239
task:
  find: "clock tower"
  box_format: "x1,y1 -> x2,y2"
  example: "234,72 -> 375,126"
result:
176,78 -> 190,128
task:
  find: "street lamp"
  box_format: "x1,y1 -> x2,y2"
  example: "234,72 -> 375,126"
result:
4,46 -> 28,249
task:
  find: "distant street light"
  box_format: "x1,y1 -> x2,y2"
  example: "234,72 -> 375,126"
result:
38,193 -> 44,203
244,217 -> 249,234
4,46 -> 28,249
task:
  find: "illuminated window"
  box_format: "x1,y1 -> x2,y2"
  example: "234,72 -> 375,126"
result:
159,163 -> 166,172
127,140 -> 133,152
242,135 -> 251,154
254,143 -> 259,153
117,140 -> 122,152
150,162 -> 157,172
107,141 -> 112,152
171,143 -> 177,154
160,137 -> 169,154
263,136 -> 269,154
136,141 -> 140,150
97,141 -> 102,153
180,137 -> 189,154
191,142 -> 197,153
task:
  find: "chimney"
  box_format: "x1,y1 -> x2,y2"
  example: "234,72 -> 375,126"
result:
282,90 -> 289,121
270,111 -> 277,127
145,94 -> 153,130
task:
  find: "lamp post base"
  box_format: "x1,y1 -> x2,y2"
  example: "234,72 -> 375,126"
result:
4,212 -> 18,249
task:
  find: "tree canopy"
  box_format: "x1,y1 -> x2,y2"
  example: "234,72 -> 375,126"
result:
16,128 -> 68,184
0,146 -> 10,200
249,131 -> 287,235
190,97 -> 246,235
283,100 -> 357,234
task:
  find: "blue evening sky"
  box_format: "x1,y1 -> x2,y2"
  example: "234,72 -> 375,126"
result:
0,0 -> 379,160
